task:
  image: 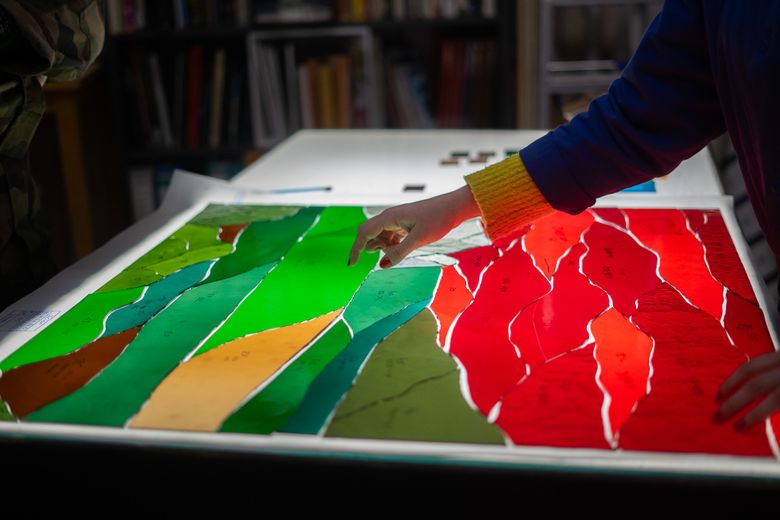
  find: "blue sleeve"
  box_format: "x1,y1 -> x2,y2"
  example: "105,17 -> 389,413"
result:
520,0 -> 725,214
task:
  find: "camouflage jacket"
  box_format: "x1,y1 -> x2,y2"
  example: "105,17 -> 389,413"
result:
0,0 -> 104,307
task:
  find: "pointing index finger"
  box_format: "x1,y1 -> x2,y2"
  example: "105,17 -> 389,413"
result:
348,217 -> 383,266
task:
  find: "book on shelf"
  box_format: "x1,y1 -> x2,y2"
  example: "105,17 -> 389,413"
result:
186,45 -> 204,151
250,37 -> 371,146
121,44 -> 252,153
107,0 -> 250,33
385,62 -> 433,128
436,38 -> 496,128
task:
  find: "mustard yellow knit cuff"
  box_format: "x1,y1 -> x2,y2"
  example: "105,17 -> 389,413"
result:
464,153 -> 554,242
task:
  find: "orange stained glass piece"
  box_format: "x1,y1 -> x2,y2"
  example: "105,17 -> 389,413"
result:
591,208 -> 626,229
723,290 -> 775,360
620,284 -> 771,456
581,221 -> 662,316
0,326 -> 141,418
495,343 -> 610,449
591,308 -> 652,442
510,244 -> 609,371
624,209 -> 724,321
697,211 -> 757,304
449,245 -> 499,294
449,242 -> 550,415
429,265 -> 473,348
523,210 -> 594,278
128,309 -> 341,432
218,223 -> 249,244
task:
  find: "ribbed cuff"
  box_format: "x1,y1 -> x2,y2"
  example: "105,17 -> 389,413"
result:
464,153 -> 554,241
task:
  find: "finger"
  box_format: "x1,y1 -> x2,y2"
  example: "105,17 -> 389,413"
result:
366,230 -> 405,251
349,218 -> 387,266
716,365 -> 780,421
717,351 -> 780,401
735,387 -> 780,432
380,227 -> 423,268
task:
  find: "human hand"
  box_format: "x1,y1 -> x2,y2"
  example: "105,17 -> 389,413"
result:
714,350 -> 780,431
348,185 -> 481,269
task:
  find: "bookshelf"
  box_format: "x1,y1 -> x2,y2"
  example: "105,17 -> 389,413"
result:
102,0 -> 517,220
537,0 -> 663,126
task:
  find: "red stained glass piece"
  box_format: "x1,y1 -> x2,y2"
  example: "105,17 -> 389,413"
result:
450,245 -> 499,294
493,224 -> 532,252
625,209 -> 724,321
620,284 -> 771,456
582,221 -> 662,316
429,265 -> 473,348
682,209 -> 706,233
218,223 -> 248,244
523,210 -> 594,278
591,208 -> 626,229
724,290 -> 775,360
510,244 -> 608,371
496,343 -> 610,449
592,308 -> 653,441
449,243 -> 550,415
697,212 -> 757,304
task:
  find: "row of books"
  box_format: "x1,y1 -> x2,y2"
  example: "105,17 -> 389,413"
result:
250,43 -> 370,146
107,0 -> 497,33
335,0 -> 496,23
384,62 -> 434,128
106,0 -> 251,33
436,39 -> 497,128
122,46 -> 252,151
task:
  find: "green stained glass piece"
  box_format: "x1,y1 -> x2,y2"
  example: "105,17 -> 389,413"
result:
0,399 -> 16,421
343,267 -> 441,334
189,204 -> 301,228
280,300 -> 428,435
0,287 -> 142,372
220,320 -> 351,434
325,309 -> 504,444
99,224 -> 232,292
203,207 -> 320,285
103,261 -> 211,337
25,263 -> 275,427
195,207 -> 377,356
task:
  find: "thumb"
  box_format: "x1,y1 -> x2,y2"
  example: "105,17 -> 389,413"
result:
380,227 -> 423,268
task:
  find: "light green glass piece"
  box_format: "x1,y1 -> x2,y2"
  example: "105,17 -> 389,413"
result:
0,287 -> 142,372
99,224 -> 232,292
195,207 -> 377,356
189,204 -> 301,228
203,207 -> 320,285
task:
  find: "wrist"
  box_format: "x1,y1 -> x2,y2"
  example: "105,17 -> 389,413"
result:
451,185 -> 481,223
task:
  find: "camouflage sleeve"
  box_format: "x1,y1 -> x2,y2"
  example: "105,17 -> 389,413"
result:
0,1 -> 105,309
0,0 -> 105,82
0,0 -> 105,156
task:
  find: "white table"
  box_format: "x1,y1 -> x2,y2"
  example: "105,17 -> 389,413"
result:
233,129 -> 723,200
